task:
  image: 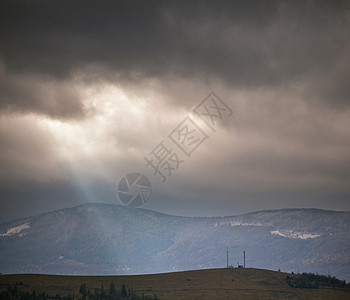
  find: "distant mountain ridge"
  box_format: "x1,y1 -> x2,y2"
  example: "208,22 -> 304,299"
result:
1,203 -> 349,281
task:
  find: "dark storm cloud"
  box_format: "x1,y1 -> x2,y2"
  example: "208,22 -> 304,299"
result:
0,0 -> 167,78
1,0 -> 346,80
0,65 -> 84,118
1,0 -> 350,118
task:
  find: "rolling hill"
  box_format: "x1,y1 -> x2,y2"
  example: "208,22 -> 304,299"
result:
1,268 -> 350,300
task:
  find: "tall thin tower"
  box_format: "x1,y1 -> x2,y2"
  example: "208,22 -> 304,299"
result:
226,246 -> 228,268
243,250 -> 246,268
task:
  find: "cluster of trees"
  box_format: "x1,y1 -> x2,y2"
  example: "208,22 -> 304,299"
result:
0,282 -> 158,300
79,282 -> 158,300
0,285 -> 55,300
286,272 -> 350,289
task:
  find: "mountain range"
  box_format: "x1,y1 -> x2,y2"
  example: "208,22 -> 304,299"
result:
1,203 -> 349,281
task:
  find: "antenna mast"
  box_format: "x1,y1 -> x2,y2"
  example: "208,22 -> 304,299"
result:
226,246 -> 228,268
243,250 -> 246,268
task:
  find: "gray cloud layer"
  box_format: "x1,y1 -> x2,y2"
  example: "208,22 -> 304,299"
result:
1,0 -> 350,116
0,0 -> 349,221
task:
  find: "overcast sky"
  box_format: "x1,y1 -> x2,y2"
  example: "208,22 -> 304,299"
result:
0,0 -> 349,222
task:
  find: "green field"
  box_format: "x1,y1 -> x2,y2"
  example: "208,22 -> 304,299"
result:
1,268 -> 350,299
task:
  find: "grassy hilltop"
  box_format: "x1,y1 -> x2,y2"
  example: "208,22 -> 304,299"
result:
1,268 -> 350,300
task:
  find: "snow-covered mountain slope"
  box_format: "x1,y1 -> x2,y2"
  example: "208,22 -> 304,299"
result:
0,204 -> 349,281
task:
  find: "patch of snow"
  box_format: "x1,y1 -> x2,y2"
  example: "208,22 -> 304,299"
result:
115,267 -> 130,271
271,230 -> 288,238
271,230 -> 320,239
0,222 -> 30,237
215,221 -> 264,227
